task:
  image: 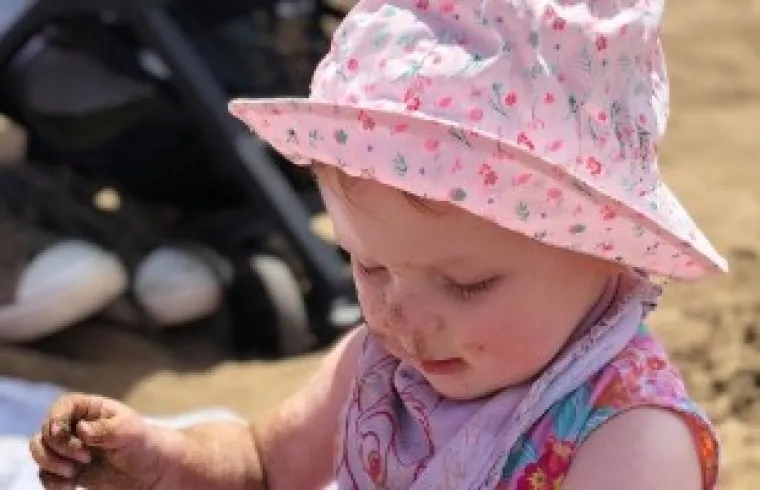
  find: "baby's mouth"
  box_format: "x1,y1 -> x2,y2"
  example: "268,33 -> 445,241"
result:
418,358 -> 467,375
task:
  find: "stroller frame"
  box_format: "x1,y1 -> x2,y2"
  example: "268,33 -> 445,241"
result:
0,0 -> 357,340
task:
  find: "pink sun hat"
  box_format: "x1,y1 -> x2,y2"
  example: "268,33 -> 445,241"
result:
229,0 -> 727,280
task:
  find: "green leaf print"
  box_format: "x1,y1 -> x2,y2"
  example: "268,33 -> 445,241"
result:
552,386 -> 590,438
372,31 -> 391,49
528,30 -> 539,48
450,187 -> 467,202
569,223 -> 586,234
502,435 -> 538,478
334,129 -> 348,144
448,128 -> 473,148
516,201 -> 530,221
393,153 -> 408,176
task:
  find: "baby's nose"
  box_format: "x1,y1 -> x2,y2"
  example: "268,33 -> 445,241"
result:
385,292 -> 443,336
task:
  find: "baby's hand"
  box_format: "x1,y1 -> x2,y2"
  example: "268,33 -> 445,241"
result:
30,393 -> 168,490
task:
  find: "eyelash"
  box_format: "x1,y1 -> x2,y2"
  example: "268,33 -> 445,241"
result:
356,261 -> 499,301
444,277 -> 499,301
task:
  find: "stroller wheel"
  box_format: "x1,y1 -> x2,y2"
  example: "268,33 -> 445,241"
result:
248,254 -> 315,356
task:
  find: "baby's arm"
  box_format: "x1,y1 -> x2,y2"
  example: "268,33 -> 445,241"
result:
161,326 -> 366,490
253,326 -> 366,489
562,407 -> 703,490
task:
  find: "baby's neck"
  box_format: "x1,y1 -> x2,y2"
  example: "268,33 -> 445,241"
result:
569,272 -> 622,343
528,273 -> 622,384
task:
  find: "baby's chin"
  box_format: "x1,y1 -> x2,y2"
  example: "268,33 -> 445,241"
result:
424,375 -> 506,401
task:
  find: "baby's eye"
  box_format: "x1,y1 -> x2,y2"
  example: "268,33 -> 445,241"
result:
443,276 -> 501,301
356,260 -> 386,276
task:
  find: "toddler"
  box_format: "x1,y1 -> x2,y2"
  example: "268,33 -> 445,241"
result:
30,0 -> 727,489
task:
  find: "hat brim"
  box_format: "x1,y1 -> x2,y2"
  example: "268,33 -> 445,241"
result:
229,98 -> 727,281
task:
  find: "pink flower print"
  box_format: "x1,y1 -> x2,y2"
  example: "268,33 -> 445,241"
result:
436,96 -> 453,108
366,449 -> 383,483
440,1 -> 455,14
516,132 -> 535,151
346,58 -> 359,72
378,58 -> 387,70
424,138 -> 440,152
416,0 -> 429,9
639,113 -> 648,124
585,156 -> 603,176
478,164 -> 498,186
552,17 -> 566,31
358,110 -> 376,130
597,111 -> 608,122
595,34 -> 608,51
469,108 -> 484,121
538,438 -> 575,479
515,462 -> 555,490
450,158 -> 463,173
405,94 -> 422,111
512,173 -> 533,186
347,94 -> 359,104
598,242 -> 614,253
470,87 -> 484,98
544,92 -> 556,104
546,187 -> 562,202
504,92 -> 518,106
542,6 -> 556,21
600,205 -> 616,220
546,139 -> 563,152
391,123 -> 409,134
647,355 -> 667,371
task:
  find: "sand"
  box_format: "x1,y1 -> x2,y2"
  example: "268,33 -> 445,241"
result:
0,0 -> 758,488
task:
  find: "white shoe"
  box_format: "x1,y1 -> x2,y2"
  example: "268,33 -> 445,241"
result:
106,245 -> 231,328
0,239 -> 128,342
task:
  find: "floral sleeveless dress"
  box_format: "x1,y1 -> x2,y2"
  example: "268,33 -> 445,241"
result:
498,324 -> 718,489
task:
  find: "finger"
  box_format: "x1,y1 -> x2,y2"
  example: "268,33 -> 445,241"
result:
29,433 -> 83,478
47,393 -> 105,424
41,418 -> 92,464
76,417 -> 124,449
75,409 -> 146,450
38,469 -> 76,490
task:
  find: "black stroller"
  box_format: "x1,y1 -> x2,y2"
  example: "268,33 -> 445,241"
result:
0,0 -> 360,356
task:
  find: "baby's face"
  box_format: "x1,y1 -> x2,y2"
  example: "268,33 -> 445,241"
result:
318,169 -> 618,400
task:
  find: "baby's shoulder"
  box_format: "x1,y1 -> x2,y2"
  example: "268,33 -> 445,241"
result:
500,325 -> 718,489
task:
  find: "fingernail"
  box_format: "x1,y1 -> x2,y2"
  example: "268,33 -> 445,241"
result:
50,421 -> 61,437
61,463 -> 76,479
77,421 -> 91,437
76,450 -> 92,464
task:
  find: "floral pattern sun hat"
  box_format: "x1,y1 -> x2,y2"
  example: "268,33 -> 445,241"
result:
229,0 -> 728,280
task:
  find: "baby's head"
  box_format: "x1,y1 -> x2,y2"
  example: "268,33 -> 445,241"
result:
230,0 -> 728,397
315,163 -> 620,398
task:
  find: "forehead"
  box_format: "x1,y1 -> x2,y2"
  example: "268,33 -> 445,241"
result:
317,172 -> 534,266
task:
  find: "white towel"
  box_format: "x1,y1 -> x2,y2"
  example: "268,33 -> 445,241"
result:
0,377 -> 244,490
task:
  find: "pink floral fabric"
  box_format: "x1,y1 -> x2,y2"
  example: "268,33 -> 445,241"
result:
498,324 -> 719,490
229,0 -> 728,279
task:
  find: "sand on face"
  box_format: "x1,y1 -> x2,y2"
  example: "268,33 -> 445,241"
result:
0,0 -> 758,488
